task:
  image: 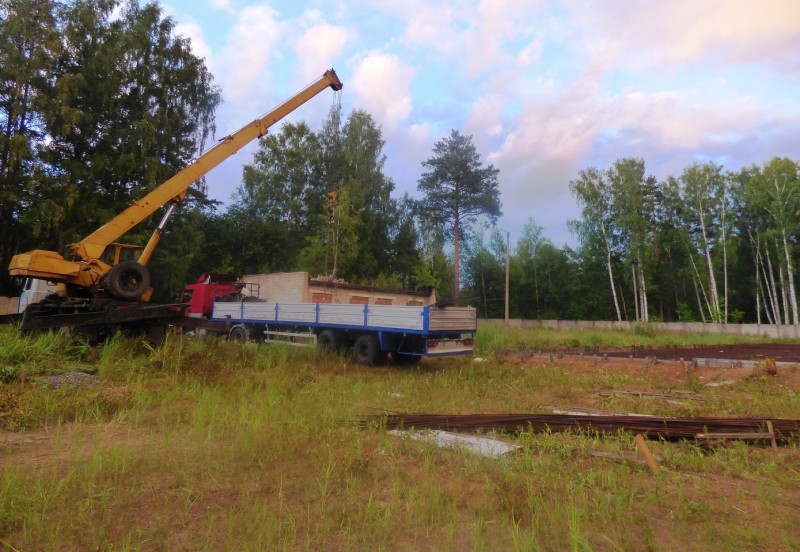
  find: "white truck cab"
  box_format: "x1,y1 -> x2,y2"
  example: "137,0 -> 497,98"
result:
19,278 -> 57,313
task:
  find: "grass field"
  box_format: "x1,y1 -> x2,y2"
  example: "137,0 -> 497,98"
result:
1,325 -> 799,551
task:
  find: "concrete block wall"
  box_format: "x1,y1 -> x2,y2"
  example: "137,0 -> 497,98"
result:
0,296 -> 20,315
244,272 -> 308,303
243,271 -> 435,306
479,318 -> 800,339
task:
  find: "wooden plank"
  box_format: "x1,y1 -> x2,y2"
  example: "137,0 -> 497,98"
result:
634,434 -> 660,475
695,432 -> 773,440
767,420 -> 778,452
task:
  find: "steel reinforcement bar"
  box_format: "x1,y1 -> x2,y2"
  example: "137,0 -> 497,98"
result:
365,413 -> 800,444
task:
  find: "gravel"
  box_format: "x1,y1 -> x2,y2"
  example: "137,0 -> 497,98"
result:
46,371 -> 100,389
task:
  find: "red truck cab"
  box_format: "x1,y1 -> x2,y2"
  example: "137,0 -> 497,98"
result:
181,273 -> 250,317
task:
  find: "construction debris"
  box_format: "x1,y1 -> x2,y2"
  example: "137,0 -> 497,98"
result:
594,390 -> 707,403
46,371 -> 100,389
634,433 -> 660,475
388,429 -> 520,458
367,413 -> 800,445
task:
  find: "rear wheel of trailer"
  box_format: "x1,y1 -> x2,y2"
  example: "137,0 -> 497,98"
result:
317,329 -> 342,352
352,334 -> 387,366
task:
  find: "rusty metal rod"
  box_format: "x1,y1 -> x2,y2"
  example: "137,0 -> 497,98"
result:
366,413 -> 800,444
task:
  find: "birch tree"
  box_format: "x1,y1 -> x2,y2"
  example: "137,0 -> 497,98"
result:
672,162 -> 729,322
569,167 -> 622,321
744,158 -> 800,325
608,158 -> 655,322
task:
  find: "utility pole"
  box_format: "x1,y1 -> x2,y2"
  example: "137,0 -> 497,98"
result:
505,231 -> 510,326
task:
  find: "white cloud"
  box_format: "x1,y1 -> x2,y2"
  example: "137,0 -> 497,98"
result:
294,23 -> 351,83
488,70 -> 790,210
216,5 -> 283,108
570,0 -> 800,71
173,22 -> 213,69
466,94 -> 504,137
408,122 -> 432,144
399,1 -> 460,55
208,0 -> 231,10
164,0 -> 800,244
517,38 -> 542,66
350,52 -> 416,130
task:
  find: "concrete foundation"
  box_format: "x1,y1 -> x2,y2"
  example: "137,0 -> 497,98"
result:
479,318 -> 800,338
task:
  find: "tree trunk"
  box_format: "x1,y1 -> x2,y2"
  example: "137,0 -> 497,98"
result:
779,260 -> 789,325
699,210 -> 720,322
764,246 -> 782,324
632,264 -> 639,322
721,184 -> 729,322
638,257 -> 648,322
752,236 -> 774,325
756,290 -> 762,325
601,221 -> 622,321
691,269 -> 707,323
533,244 -> 540,319
688,252 -> 713,321
782,230 -> 798,324
453,214 -> 461,306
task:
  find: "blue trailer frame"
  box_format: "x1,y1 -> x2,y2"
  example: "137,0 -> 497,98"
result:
211,302 -> 476,365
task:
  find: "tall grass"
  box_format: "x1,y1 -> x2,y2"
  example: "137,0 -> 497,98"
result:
0,327 -> 91,382
0,325 -> 799,549
474,323 -> 790,355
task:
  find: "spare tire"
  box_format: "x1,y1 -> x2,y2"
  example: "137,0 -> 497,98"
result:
104,261 -> 150,301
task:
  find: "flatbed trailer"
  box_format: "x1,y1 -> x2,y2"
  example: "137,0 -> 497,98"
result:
17,299 -> 187,343
211,302 -> 477,365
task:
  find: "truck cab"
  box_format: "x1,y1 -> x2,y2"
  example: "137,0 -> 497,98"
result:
181,273 -> 259,317
19,278 -> 57,313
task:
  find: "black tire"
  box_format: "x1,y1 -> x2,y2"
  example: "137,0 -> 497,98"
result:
229,325 -> 249,343
317,329 -> 341,352
393,352 -> 422,365
104,261 -> 150,300
353,334 -> 386,366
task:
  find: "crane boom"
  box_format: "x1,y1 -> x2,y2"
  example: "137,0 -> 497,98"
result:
9,69 -> 342,301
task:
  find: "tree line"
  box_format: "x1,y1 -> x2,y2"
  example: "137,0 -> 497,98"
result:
463,157 -> 800,324
3,0 -> 799,324
1,0 -> 499,302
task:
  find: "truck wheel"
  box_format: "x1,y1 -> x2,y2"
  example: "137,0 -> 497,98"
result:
353,334 -> 386,366
317,329 -> 341,352
229,325 -> 249,343
105,261 -> 150,301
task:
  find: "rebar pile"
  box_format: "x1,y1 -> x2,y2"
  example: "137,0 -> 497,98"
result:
368,413 -> 800,444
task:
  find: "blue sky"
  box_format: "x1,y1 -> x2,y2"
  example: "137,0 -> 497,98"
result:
161,0 -> 800,246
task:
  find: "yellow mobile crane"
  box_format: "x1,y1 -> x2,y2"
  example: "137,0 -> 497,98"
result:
10,69 -> 343,302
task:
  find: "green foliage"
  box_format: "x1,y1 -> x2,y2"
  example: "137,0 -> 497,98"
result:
563,156 -> 800,324
0,0 -> 219,296
1,327 -> 799,549
0,327 -> 91,382
417,130 -> 502,304
226,109 -> 423,287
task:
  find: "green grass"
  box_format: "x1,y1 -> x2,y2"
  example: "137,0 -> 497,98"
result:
0,325 -> 799,550
474,323 -> 798,354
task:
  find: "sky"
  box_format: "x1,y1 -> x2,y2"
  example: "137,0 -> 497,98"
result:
162,0 -> 800,246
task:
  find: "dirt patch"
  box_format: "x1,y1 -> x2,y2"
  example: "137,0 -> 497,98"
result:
504,344 -> 800,387
570,343 -> 800,362
0,422 -> 155,471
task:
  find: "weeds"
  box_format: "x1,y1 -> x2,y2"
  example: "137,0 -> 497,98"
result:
0,325 -> 799,549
